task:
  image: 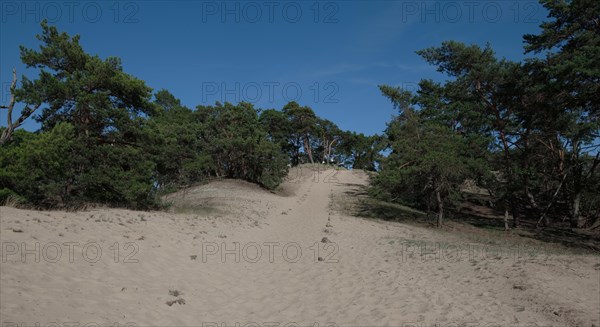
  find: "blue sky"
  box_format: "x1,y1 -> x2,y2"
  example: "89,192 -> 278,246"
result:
1,1 -> 549,135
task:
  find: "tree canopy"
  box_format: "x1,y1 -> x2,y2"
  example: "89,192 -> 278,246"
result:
0,21 -> 380,208
371,0 -> 599,228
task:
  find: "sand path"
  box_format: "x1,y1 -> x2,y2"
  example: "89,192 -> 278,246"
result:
1,169 -> 598,326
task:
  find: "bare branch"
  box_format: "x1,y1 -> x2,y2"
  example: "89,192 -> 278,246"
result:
0,68 -> 42,146
536,172 -> 568,228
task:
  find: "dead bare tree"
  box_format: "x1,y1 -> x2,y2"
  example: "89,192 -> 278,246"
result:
0,68 -> 41,146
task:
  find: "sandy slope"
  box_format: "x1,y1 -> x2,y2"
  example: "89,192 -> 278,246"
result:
1,168 -> 598,326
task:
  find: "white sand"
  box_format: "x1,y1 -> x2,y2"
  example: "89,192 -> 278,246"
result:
1,168 -> 598,326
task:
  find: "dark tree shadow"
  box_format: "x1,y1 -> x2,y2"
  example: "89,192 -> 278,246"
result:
340,182 -> 600,253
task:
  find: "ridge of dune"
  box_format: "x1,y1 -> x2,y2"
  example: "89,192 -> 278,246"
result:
1,168 -> 598,326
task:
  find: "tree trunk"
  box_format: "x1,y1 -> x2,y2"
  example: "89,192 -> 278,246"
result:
571,192 -> 582,228
481,93 -> 516,229
436,189 -> 443,228
327,139 -> 337,164
303,136 -> 314,164
526,187 -> 547,226
536,172 -> 568,228
322,137 -> 327,164
569,140 -> 583,228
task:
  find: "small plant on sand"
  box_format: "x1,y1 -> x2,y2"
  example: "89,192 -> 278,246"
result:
166,298 -> 186,306
166,289 -> 185,306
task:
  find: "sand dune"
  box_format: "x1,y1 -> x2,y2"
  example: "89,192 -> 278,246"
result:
1,168 -> 598,326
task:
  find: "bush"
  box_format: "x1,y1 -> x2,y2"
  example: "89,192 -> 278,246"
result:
0,123 -> 157,209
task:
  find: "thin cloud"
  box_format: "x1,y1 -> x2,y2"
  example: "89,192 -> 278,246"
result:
395,63 -> 434,72
307,63 -> 366,78
347,77 -> 379,86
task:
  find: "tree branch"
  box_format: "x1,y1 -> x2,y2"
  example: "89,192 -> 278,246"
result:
0,68 -> 42,145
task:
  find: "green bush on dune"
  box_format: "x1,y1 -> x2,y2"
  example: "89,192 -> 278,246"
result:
0,22 -> 380,209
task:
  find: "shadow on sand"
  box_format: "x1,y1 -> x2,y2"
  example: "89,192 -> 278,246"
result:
337,181 -> 600,253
